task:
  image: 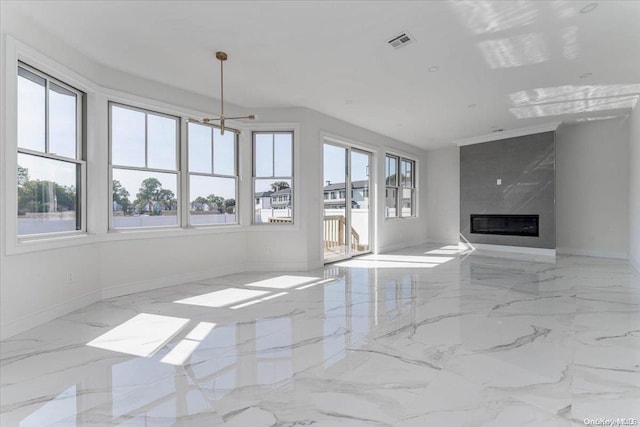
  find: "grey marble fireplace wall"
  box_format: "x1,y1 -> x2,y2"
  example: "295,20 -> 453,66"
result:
460,131 -> 556,249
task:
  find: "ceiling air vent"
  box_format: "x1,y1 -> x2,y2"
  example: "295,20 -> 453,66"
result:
388,31 -> 414,49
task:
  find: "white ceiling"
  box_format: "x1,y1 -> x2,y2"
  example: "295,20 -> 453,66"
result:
5,1 -> 640,149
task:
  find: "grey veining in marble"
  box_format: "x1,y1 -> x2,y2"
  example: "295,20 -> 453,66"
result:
1,244 -> 639,426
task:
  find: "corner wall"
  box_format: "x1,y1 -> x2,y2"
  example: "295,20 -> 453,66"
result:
556,118 -> 629,259
630,106 -> 640,271
426,146 -> 460,244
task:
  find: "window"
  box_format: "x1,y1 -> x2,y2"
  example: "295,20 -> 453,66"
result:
253,132 -> 293,224
385,154 -> 416,218
110,103 -> 179,229
17,64 -> 85,236
187,122 -> 238,226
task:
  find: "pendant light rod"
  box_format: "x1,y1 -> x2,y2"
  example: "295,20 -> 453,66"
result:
187,51 -> 255,135
216,51 -> 226,118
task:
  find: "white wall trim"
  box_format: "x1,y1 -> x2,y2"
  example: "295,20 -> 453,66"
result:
556,247 -> 629,260
0,289 -> 101,340
453,121 -> 562,146
466,243 -> 557,257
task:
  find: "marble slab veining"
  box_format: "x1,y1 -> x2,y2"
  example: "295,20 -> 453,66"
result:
1,244 -> 639,426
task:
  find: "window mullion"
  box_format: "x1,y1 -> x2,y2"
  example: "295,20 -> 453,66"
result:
271,134 -> 276,177
144,113 -> 149,168
211,132 -> 216,174
44,78 -> 50,153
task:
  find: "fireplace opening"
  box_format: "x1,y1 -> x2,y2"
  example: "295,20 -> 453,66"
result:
470,214 -> 539,237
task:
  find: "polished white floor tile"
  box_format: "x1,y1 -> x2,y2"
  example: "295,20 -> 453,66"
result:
2,244 -> 639,426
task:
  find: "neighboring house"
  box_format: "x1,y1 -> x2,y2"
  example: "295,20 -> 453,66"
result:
254,191 -> 273,209
323,180 -> 369,209
190,201 -> 220,212
271,188 -> 292,209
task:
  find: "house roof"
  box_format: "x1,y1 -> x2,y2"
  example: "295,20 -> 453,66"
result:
323,180 -> 369,191
272,188 -> 292,195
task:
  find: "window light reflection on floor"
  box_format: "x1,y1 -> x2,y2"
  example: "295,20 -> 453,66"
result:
174,288 -> 270,308
230,291 -> 289,309
425,249 -> 461,255
296,278 -> 336,290
335,259 -> 439,269
87,313 -> 190,357
361,254 -> 455,264
243,275 -> 322,289
161,321 -> 216,366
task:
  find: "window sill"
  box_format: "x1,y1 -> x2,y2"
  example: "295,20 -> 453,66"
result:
384,216 -> 419,221
6,224 -> 246,255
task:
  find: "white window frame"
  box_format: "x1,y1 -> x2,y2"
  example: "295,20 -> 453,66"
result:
385,153 -> 417,219
16,62 -> 87,239
252,131 -> 295,225
186,121 -> 239,227
108,102 -> 181,230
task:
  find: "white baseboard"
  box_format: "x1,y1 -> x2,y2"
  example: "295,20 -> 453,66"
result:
0,289 -> 101,340
101,263 -> 244,299
469,243 -> 556,257
556,247 -> 628,260
378,239 -> 430,254
630,257 -> 640,273
426,239 -> 460,246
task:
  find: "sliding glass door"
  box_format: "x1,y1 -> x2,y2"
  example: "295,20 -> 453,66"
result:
323,143 -> 372,263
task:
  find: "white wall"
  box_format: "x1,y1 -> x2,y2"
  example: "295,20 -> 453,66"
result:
629,106 -> 640,271
556,118 -> 630,259
426,145 -> 460,244
0,10 -> 428,338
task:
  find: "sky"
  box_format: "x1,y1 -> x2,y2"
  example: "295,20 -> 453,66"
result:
323,144 -> 370,185
18,68 -> 78,188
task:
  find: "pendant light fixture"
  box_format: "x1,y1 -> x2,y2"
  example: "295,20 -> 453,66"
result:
187,51 -> 255,134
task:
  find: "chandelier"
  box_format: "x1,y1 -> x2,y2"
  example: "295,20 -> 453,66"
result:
188,52 -> 255,134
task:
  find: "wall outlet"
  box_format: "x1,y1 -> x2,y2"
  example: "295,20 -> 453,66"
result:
497,178 -> 502,185
67,272 -> 74,283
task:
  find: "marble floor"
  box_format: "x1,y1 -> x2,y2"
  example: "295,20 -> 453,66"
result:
1,244 -> 639,426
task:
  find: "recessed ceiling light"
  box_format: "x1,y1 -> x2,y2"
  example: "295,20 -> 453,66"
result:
467,103 -> 477,108
345,100 -> 353,104
580,3 -> 599,14
579,72 -> 593,79
428,66 -> 440,72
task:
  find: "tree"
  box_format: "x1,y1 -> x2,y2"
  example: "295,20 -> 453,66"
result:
17,165 -> 29,187
224,198 -> 236,214
192,196 -> 209,211
206,194 -> 225,213
18,180 -> 75,213
112,180 -> 132,214
134,178 -> 176,215
270,181 -> 290,192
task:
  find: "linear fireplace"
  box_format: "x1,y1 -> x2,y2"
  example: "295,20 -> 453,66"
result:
470,214 -> 539,237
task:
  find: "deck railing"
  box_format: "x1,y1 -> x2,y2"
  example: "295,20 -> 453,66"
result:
268,217 -> 292,223
323,215 -> 360,251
